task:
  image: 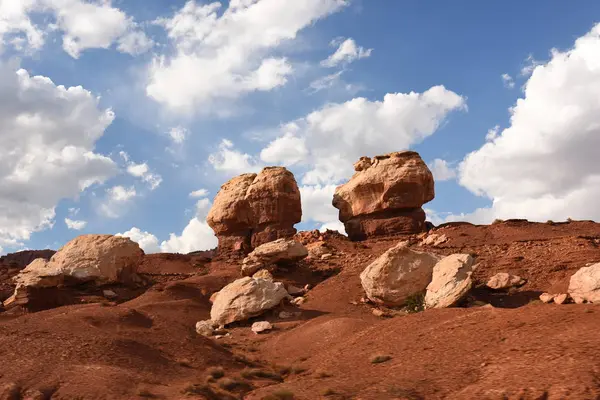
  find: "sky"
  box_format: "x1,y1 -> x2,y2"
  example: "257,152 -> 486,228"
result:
2,0 -> 600,255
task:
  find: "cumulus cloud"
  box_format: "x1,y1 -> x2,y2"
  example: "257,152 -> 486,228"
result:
319,220 -> 346,234
168,126 -> 188,144
99,185 -> 137,218
428,159 -> 457,182
458,23 -> 600,224
0,0 -> 152,58
501,73 -> 515,89
208,139 -> 261,175
260,86 -> 466,185
321,38 -> 372,68
147,0 -> 348,113
116,227 -> 160,253
485,125 -> 500,141
189,188 -> 209,198
299,184 -> 346,234
126,161 -> 162,190
0,64 -> 116,251
64,218 -> 87,230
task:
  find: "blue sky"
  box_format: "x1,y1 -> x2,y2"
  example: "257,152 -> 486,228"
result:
2,0 -> 600,254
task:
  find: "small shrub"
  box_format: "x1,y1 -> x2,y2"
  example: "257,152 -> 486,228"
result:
218,377 -> 252,392
206,366 -> 225,380
546,220 -> 555,225
492,219 -> 504,225
316,371 -> 333,378
371,354 -> 392,364
261,390 -> 295,400
292,367 -> 307,375
137,389 -> 157,398
240,368 -> 283,382
567,217 -> 574,222
322,388 -> 336,396
404,292 -> 425,313
277,366 -> 292,376
182,384 -> 236,400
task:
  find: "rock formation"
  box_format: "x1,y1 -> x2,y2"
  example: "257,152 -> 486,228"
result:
241,239 -> 308,276
568,263 -> 600,303
424,254 -> 475,309
3,235 -> 143,309
207,167 -> 302,252
486,272 -> 526,290
210,277 -> 289,325
360,241 -> 440,306
332,151 -> 434,241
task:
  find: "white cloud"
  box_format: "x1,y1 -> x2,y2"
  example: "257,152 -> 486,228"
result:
168,126 -> 188,144
0,64 -> 116,251
260,86 -> 466,185
321,37 -> 372,68
116,227 -> 160,253
126,161 -> 162,190
99,185 -> 136,218
501,73 -> 515,89
520,54 -> 544,77
160,217 -> 218,253
147,0 -> 348,113
308,70 -> 344,93
458,23 -> 600,224
319,220 -> 346,235
0,0 -> 152,58
428,159 -> 456,182
299,184 -> 338,223
208,139 -> 261,175
189,188 -> 209,198
260,133 -> 309,166
64,218 -> 87,230
485,125 -> 500,141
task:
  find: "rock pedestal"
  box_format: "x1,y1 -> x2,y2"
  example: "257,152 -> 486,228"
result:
332,151 -> 434,241
207,167 -> 302,253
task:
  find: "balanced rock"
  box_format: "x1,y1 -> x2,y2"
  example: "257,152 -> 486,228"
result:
486,272 -> 526,290
210,277 -> 289,325
568,263 -> 600,303
241,239 -> 308,276
207,167 -> 301,252
332,151 -> 434,241
360,241 -> 440,306
425,254 -> 475,309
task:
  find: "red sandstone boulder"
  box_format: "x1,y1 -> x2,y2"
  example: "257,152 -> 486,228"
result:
332,151 -> 434,240
207,167 -> 302,252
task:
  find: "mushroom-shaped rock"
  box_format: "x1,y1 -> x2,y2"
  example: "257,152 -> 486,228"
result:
207,167 -> 301,252
360,242 -> 440,306
49,234 -> 143,285
332,151 -> 434,241
242,239 -> 308,276
568,263 -> 600,304
210,277 -> 289,326
425,254 -> 475,309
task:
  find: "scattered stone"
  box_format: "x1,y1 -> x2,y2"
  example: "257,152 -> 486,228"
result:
252,269 -> 274,281
241,239 -> 308,276
421,233 -> 448,247
286,284 -> 304,296
372,309 -> 387,317
321,253 -> 333,260
102,289 -> 118,299
540,293 -> 554,303
251,321 -> 273,334
425,254 -> 476,309
360,241 -> 440,306
206,167 -> 302,252
332,151 -> 434,240
304,284 -> 312,291
307,241 -> 332,259
291,297 -> 306,306
214,333 -> 231,339
568,263 -> 600,303
486,272 -> 526,290
554,293 -> 569,304
210,277 -> 289,326
195,320 -> 215,337
0,383 -> 20,400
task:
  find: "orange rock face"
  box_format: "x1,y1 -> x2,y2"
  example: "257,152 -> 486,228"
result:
332,151 -> 434,240
207,167 -> 302,253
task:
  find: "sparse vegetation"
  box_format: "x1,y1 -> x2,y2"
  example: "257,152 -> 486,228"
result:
182,384 -> 237,400
404,292 -> 425,313
546,220 -> 555,225
261,389 -> 295,400
137,389 -> 158,398
316,371 -> 333,378
206,366 -> 225,380
322,388 -> 337,396
371,354 -> 392,364
567,217 -> 574,222
492,219 -> 504,225
218,377 -> 252,392
240,368 -> 283,382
